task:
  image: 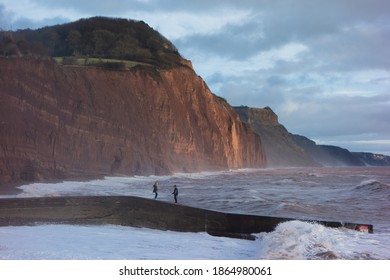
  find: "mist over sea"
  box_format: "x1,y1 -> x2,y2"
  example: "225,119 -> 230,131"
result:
1,167 -> 389,259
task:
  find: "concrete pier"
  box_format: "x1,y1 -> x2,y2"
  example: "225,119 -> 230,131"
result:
0,196 -> 373,239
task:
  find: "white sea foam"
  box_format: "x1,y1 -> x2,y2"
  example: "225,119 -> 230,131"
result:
256,221 -> 388,260
0,221 -> 388,260
0,224 -> 259,260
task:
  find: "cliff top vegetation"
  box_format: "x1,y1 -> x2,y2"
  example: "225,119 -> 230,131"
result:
0,17 -> 183,69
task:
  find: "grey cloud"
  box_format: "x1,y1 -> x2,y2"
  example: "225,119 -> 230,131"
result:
30,0 -> 243,14
0,3 -> 69,30
213,72 -> 288,109
0,4 -> 7,29
279,94 -> 390,138
28,0 -> 234,17
175,19 -> 266,60
30,0 -> 151,14
305,21 -> 390,72
266,75 -> 289,87
370,76 -> 390,85
176,0 -> 390,77
0,4 -> 35,30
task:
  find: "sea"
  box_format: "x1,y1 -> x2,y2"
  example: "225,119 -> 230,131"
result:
0,166 -> 389,260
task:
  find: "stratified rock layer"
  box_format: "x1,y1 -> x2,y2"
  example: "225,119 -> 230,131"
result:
0,57 -> 265,184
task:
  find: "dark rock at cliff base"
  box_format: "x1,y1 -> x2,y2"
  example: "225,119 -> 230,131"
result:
0,56 -> 265,185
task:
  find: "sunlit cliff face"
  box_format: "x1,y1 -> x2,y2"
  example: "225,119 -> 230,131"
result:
0,57 -> 265,183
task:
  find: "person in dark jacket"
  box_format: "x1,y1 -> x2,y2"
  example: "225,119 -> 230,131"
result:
172,185 -> 178,203
152,181 -> 158,199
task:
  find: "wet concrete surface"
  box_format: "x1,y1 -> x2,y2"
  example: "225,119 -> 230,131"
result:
0,196 -> 373,239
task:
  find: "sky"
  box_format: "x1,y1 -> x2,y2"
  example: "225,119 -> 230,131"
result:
1,0 -> 390,155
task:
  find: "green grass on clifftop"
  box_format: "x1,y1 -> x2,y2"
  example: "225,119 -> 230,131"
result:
54,57 -> 147,69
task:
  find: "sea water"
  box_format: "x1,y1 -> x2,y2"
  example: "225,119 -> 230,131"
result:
0,167 -> 389,259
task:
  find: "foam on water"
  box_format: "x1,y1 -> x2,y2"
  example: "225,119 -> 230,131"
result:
0,224 -> 259,260
1,221 -> 388,260
256,221 -> 389,260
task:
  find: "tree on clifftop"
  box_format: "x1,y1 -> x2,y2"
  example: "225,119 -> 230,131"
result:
0,17 -> 182,68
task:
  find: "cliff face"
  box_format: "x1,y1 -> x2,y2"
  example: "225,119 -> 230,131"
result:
0,57 -> 265,184
291,134 -> 363,166
352,152 -> 390,166
234,106 -> 318,167
234,106 -> 390,167
290,134 -> 387,167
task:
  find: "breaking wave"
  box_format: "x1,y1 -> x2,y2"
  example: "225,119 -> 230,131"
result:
354,179 -> 390,193
255,220 -> 383,260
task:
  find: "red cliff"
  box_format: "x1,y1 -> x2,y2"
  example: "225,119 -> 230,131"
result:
0,57 -> 265,184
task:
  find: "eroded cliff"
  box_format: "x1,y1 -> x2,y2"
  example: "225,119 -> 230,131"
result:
0,57 -> 265,184
235,106 -> 390,167
234,106 -> 317,167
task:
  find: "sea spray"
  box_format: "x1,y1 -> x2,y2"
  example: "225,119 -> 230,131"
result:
256,220 -> 382,260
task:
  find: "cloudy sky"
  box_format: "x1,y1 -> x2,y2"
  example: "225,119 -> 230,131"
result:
1,0 -> 390,155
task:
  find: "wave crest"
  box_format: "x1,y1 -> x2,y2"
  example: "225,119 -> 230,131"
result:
255,220 -> 377,260
355,179 -> 390,193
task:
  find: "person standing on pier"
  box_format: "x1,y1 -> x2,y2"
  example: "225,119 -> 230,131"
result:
172,185 -> 178,203
152,181 -> 158,199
